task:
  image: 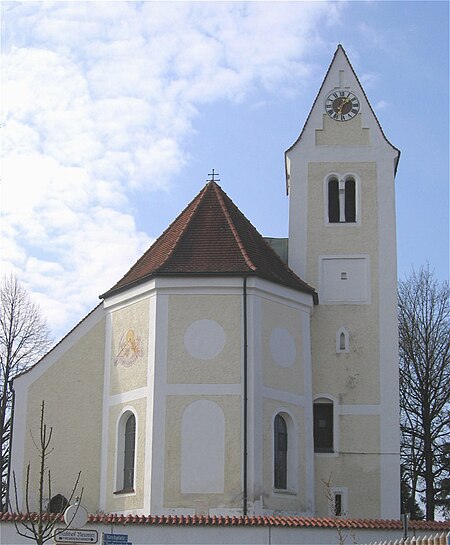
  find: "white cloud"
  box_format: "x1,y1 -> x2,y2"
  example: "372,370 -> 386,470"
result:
1,1 -> 345,340
374,100 -> 389,111
359,72 -> 379,88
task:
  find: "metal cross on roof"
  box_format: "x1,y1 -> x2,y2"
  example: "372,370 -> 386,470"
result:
207,169 -> 220,183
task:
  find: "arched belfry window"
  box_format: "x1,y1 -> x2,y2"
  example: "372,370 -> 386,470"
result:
123,414 -> 136,490
345,178 -> 356,222
274,414 -> 288,489
328,178 -> 340,223
328,176 -> 356,223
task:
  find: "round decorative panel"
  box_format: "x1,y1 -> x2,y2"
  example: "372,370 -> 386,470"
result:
184,319 -> 226,361
270,327 -> 296,368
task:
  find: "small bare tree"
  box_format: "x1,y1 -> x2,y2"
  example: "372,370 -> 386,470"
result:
1,275 -> 52,509
10,401 -> 83,545
322,476 -> 358,545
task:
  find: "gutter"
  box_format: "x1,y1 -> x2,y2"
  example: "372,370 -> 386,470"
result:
5,384 -> 15,511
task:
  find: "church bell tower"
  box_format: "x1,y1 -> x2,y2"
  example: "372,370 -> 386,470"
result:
285,45 -> 400,518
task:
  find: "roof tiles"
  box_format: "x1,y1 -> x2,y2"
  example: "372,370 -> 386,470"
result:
101,181 -> 316,300
2,512 -> 449,530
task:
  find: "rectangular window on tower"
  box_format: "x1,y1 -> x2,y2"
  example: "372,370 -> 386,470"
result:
334,493 -> 342,516
313,403 -> 334,453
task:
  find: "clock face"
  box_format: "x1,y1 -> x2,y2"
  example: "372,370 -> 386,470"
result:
325,90 -> 360,121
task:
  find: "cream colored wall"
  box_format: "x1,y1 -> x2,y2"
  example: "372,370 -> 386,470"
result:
166,295 -> 241,384
110,299 -> 149,395
24,318 -> 106,513
261,299 -> 304,395
307,162 -> 380,403
315,114 -> 370,146
307,162 -> 378,259
164,395 -> 241,509
307,161 -> 382,517
261,398 -> 307,513
311,306 -> 379,404
314,415 -> 381,518
284,46 -> 400,518
105,397 -> 147,512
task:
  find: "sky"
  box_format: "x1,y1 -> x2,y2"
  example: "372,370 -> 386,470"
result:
1,1 -> 449,343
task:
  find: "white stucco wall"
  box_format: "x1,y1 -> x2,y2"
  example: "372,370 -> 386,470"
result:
2,519 -> 446,545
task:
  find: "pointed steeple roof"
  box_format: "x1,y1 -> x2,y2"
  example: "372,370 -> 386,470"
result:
101,182 -> 316,300
285,44 -> 400,193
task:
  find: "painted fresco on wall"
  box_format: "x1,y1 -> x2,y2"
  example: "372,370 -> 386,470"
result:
114,329 -> 144,368
110,299 -> 149,395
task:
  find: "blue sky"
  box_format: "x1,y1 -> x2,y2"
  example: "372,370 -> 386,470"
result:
2,1 -> 449,341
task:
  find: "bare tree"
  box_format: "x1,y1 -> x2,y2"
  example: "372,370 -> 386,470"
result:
434,440 -> 450,516
322,476 -> 358,545
0,275 -> 52,510
398,266 -> 450,520
10,401 -> 83,545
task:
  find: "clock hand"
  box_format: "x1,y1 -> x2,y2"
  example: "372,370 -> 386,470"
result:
337,98 -> 347,114
337,96 -> 352,114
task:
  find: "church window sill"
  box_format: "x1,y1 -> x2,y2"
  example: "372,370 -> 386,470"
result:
113,488 -> 135,495
273,488 -> 297,496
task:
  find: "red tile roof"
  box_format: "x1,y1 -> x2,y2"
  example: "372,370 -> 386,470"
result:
101,181 -> 317,301
2,512 -> 449,530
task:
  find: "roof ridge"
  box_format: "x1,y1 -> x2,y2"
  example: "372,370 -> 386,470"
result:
212,183 -> 257,272
293,45 -> 338,144
100,183 -> 210,298
12,303 -> 103,383
338,45 -> 400,173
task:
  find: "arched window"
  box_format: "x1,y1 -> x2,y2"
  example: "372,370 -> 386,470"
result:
336,327 -> 349,353
328,178 -> 340,223
328,176 -> 356,223
115,410 -> 136,494
123,414 -> 136,491
274,414 -> 288,489
313,401 -> 334,453
344,178 -> 356,222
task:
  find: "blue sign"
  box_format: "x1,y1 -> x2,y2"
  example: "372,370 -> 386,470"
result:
102,534 -> 129,545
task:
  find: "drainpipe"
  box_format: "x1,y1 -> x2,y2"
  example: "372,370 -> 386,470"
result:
243,277 -> 248,516
6,384 -> 15,511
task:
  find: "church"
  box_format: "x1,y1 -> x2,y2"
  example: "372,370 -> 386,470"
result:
10,45 -> 401,520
